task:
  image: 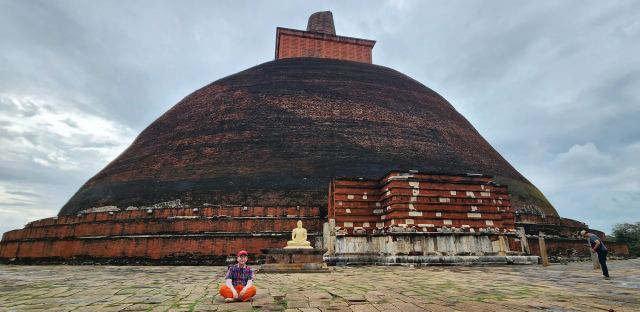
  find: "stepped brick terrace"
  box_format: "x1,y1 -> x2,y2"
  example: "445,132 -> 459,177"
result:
1,259 -> 639,311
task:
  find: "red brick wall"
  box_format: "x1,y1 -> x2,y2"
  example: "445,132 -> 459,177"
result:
276,28 -> 375,64
527,238 -> 628,256
331,172 -> 516,234
3,236 -> 294,260
0,206 -> 323,261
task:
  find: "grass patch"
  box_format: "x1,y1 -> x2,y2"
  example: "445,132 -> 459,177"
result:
512,288 -> 538,295
273,296 -> 287,309
144,303 -> 162,312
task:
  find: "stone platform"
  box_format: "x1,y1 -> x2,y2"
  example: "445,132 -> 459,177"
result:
259,248 -> 329,273
1,259 -> 639,311
325,254 -> 540,266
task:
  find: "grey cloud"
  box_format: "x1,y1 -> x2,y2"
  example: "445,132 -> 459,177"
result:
62,118 -> 78,128
0,202 -> 32,207
6,191 -> 43,198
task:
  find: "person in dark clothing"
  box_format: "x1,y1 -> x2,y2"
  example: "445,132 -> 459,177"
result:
581,230 -> 609,277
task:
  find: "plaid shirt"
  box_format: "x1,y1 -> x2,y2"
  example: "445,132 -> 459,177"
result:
225,264 -> 254,286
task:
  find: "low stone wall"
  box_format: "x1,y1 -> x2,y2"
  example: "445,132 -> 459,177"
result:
334,233 -> 521,256
0,206 -> 323,263
324,255 -> 539,266
526,237 -> 631,262
516,213 -> 605,239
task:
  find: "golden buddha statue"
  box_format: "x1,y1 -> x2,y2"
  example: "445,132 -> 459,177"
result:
284,220 -> 313,249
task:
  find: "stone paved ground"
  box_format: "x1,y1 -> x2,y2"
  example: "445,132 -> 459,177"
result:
1,259 -> 639,312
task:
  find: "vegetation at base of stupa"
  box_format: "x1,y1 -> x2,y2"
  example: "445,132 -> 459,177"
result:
609,221 -> 640,257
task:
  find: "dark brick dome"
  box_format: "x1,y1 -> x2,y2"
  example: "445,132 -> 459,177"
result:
59,58 -> 557,217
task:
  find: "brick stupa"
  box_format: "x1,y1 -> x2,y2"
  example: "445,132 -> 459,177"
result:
0,12 -> 628,265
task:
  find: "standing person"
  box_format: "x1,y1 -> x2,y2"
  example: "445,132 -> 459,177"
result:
581,230 -> 609,278
219,250 -> 257,302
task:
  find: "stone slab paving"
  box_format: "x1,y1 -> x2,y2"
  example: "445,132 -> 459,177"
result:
0,259 -> 638,311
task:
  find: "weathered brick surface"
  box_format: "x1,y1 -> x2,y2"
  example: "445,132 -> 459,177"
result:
0,206 -> 322,261
528,237 -> 629,256
1,236 -> 296,261
59,58 -> 555,218
306,11 -> 336,35
330,172 -> 515,234
516,213 -> 606,238
276,28 -> 375,63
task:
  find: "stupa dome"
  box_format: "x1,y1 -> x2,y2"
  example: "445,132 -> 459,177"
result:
59,57 -> 557,217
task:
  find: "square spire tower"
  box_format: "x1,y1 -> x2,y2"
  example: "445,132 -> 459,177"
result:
275,11 -> 376,63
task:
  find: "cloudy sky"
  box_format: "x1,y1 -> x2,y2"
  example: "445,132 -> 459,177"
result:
1,0 -> 638,237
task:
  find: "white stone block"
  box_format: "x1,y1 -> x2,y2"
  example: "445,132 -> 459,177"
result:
381,215 -> 386,220
363,194 -> 368,199
405,219 -> 414,224
471,205 -> 477,211
436,212 -> 442,217
348,195 -> 354,199
443,220 -> 452,225
338,201 -> 343,206
477,199 -> 483,203
373,209 -> 383,214
409,211 -> 423,217
411,196 -> 417,202
485,220 -> 494,226
363,222 -> 370,227
418,224 -> 435,227
468,213 -> 481,218
391,219 -> 395,225
450,190 -> 457,195
466,191 -> 475,198
376,222 -> 384,228
439,197 -> 450,203
344,222 -> 353,227
409,181 -> 420,189
376,202 -> 381,207
412,189 -> 419,196
346,209 -> 351,213
461,225 -> 470,228
470,228 -> 476,233
409,203 -> 415,210
387,191 -> 391,196
480,192 -> 490,197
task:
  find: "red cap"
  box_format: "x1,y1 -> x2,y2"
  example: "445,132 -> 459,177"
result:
238,250 -> 248,257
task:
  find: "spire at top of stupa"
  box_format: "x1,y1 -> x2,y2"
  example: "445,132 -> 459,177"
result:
306,11 -> 336,35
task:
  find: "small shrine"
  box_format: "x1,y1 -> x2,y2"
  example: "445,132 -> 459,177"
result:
260,220 -> 329,273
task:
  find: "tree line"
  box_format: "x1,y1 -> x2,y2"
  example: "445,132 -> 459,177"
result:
608,221 -> 640,257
